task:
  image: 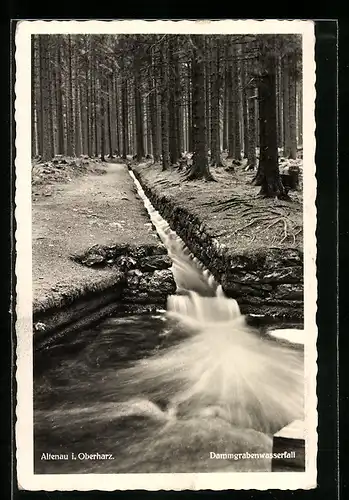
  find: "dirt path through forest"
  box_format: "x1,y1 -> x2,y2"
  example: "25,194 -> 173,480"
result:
32,163 -> 160,312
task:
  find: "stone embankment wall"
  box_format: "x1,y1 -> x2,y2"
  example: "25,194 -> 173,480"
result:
34,243 -> 175,344
73,242 -> 175,305
32,161 -> 177,346
133,167 -> 303,321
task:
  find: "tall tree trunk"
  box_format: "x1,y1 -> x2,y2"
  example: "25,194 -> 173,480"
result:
100,78 -> 106,162
121,77 -> 129,159
131,89 -> 137,156
187,61 -> 193,153
149,48 -> 160,162
43,35 -> 52,160
168,36 -> 178,165
241,59 -> 249,158
232,43 -> 241,160
210,37 -> 223,167
186,35 -> 214,181
87,54 -> 93,156
222,65 -> 228,151
62,72 -> 68,156
205,36 -> 211,151
254,47 -> 287,199
288,53 -> 298,159
227,41 -> 235,159
174,37 -> 182,159
128,89 -> 133,155
89,54 -> 95,156
48,54 -> 55,159
151,90 -> 160,162
74,54 -> 81,157
40,36 -> 52,161
142,96 -> 148,156
146,92 -> 152,156
183,91 -> 187,152
160,38 -> 170,170
67,35 -> 74,157
80,81 -> 86,155
134,49 -> 145,161
106,78 -> 113,158
282,56 -> 291,157
33,36 -> 40,156
93,66 -> 98,157
155,48 -> 162,159
85,62 -> 91,156
297,76 -> 303,147
79,85 -> 84,155
179,103 -> 184,157
175,60 -> 182,158
55,41 -> 64,155
168,73 -> 176,164
38,36 -> 44,157
209,37 -> 216,162
277,56 -> 283,149
78,83 -> 85,154
114,75 -> 121,156
31,36 -> 37,157
247,85 -> 257,170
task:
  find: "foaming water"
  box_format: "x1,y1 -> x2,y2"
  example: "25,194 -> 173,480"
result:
34,169 -> 304,474
127,171 -> 304,434
129,171 -> 219,296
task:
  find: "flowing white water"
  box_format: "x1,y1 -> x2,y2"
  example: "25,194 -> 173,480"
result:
126,171 -> 304,436
129,171 -> 220,297
35,170 -> 305,473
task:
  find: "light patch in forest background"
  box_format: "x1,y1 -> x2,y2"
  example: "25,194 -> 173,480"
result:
14,19 -> 317,492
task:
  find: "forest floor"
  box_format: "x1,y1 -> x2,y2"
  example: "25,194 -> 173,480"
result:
134,156 -> 304,256
32,158 -> 160,314
31,154 -> 304,315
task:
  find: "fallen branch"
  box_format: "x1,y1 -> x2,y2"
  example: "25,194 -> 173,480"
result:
279,218 -> 288,244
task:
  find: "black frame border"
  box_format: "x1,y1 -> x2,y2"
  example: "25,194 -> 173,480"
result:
4,17 -> 340,500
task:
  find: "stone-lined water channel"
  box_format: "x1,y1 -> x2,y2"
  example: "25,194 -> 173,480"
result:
34,167 -> 304,474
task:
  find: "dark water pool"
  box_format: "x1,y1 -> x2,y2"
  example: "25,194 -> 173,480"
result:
34,310 -> 303,474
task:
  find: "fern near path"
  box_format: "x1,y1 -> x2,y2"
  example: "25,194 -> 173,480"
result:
32,162 -> 167,315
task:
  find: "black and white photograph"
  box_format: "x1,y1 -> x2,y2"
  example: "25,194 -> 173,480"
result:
15,20 -> 317,491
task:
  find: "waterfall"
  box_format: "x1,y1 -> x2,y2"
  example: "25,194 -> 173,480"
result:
129,170 -> 304,346
123,171 -> 304,436
34,168 -> 305,474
